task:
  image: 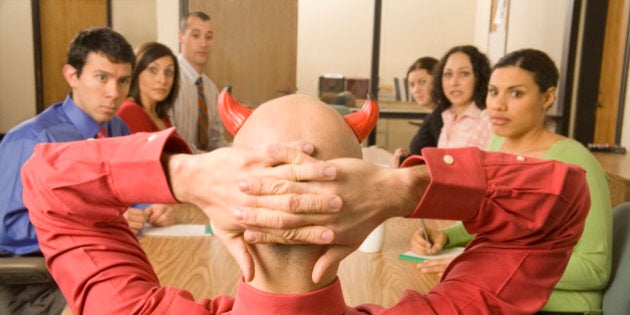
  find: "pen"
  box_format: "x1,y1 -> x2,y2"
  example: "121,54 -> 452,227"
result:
419,219 -> 432,246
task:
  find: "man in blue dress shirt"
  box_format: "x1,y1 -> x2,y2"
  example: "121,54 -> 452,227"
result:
0,27 -> 135,315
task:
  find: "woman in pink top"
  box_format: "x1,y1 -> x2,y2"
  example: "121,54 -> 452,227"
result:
117,42 -> 188,233
433,45 -> 492,149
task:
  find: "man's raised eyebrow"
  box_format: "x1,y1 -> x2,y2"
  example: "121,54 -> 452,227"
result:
93,69 -> 113,77
93,69 -> 132,81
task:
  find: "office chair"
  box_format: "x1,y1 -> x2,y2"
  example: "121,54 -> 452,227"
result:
602,202 -> 630,314
0,255 -> 52,285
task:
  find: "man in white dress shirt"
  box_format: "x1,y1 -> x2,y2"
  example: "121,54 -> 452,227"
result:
172,11 -> 228,152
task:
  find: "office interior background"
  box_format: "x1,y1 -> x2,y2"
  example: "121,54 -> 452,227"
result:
1,0 -> 629,150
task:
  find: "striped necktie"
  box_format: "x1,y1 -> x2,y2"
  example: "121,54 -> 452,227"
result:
96,125 -> 108,139
196,77 -> 209,150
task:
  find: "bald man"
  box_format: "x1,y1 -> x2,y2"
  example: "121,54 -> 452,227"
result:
232,94 -> 363,295
22,92 -> 589,314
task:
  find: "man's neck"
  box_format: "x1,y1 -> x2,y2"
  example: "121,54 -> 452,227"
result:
189,59 -> 205,75
248,244 -> 338,294
179,54 -> 206,75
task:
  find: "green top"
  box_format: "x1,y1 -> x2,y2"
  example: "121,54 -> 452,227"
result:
443,136 -> 612,313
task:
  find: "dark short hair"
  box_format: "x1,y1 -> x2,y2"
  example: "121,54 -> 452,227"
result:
432,45 -> 491,111
406,56 -> 438,78
128,42 -> 179,118
179,11 -> 211,32
493,48 -> 559,92
66,27 -> 135,76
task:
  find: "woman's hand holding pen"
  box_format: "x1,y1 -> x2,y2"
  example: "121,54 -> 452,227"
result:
410,226 -> 447,255
410,226 -> 453,276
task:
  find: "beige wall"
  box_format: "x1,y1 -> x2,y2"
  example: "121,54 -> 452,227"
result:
296,0 -> 373,96
112,0 -> 157,49
296,0 -> 484,98
155,0 -> 180,54
378,0 -> 480,99
507,0 -> 571,65
1,0 -> 36,133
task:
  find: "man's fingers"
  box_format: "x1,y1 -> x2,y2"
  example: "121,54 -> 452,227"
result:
266,142 -> 316,164
241,194 -> 342,215
218,236 -> 255,282
243,226 -> 334,245
235,206 -> 338,229
240,166 -> 336,194
244,162 -> 336,189
285,162 -> 337,182
312,246 -> 356,283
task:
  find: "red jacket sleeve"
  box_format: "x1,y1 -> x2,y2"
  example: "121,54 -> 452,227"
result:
396,147 -> 590,314
21,129 -> 222,315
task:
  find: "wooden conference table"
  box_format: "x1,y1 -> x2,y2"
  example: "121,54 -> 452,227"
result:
138,147 -> 453,308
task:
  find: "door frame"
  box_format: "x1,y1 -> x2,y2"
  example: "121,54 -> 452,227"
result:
30,0 -> 112,113
615,3 -> 630,144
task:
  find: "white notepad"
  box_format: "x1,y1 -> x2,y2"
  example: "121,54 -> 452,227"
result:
141,224 -> 213,236
399,247 -> 465,262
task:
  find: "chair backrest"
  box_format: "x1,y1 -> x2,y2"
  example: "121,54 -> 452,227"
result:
603,202 -> 630,315
0,256 -> 52,285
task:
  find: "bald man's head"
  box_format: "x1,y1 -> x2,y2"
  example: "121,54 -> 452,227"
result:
225,94 -> 367,293
233,94 -> 362,160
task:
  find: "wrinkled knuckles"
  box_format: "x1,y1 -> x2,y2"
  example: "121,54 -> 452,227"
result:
291,152 -> 305,164
288,164 -> 301,182
279,228 -> 301,242
287,194 -> 299,213
269,180 -> 291,194
291,196 -> 323,214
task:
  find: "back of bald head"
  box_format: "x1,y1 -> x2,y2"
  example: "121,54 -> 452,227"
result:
231,94 -> 363,292
234,94 -> 362,160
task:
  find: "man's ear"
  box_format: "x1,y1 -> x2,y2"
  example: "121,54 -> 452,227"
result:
62,64 -> 79,89
177,30 -> 184,44
543,86 -> 557,110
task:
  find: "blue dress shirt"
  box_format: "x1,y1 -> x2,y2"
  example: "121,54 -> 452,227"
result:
0,95 -> 130,255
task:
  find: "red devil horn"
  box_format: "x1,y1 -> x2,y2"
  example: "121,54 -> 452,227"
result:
217,86 -> 253,135
344,96 -> 379,142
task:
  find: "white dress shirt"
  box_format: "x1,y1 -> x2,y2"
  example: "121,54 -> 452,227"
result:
171,54 -> 228,152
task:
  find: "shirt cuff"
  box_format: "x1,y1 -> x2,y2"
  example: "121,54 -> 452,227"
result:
402,147 -> 487,221
110,128 -> 189,205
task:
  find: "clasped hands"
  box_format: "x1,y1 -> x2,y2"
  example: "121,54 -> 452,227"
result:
167,142 -> 424,284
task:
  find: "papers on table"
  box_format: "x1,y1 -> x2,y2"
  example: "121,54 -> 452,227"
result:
398,247 -> 465,263
141,224 -> 213,236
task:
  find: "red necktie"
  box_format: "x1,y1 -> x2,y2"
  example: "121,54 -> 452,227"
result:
196,77 -> 209,149
96,126 -> 108,139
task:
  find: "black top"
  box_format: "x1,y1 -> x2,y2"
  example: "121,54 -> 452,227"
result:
409,110 -> 443,155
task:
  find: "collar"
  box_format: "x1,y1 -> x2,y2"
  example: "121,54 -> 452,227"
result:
61,94 -> 103,139
443,102 -> 482,121
231,277 -> 348,314
177,54 -> 205,84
